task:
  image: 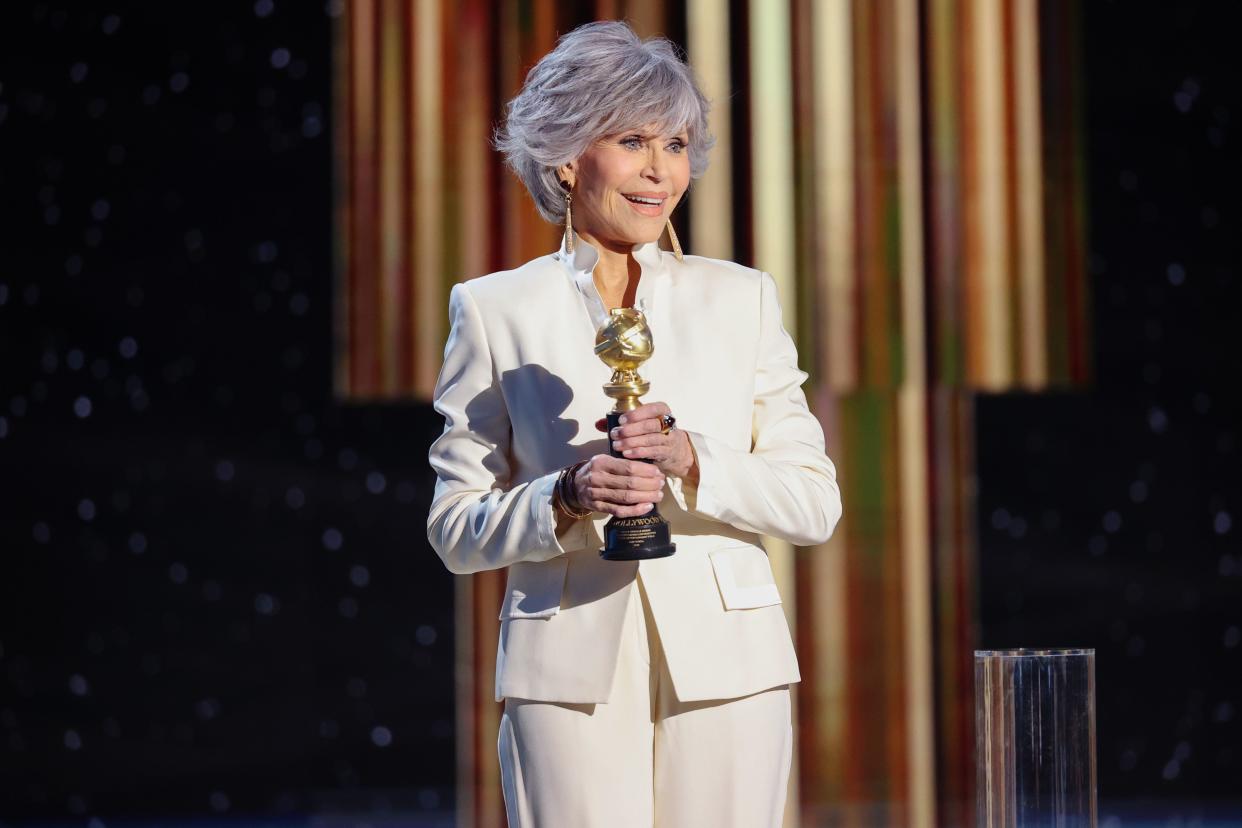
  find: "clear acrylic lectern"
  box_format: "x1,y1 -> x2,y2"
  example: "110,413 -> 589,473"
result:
975,648 -> 1097,827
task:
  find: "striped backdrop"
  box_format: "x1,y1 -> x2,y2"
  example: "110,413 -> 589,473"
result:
333,1 -> 1089,825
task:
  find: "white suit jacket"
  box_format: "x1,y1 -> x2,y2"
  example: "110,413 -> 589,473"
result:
427,234 -> 842,704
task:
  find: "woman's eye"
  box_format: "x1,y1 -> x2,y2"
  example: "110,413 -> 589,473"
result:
667,141 -> 685,153
621,137 -> 643,149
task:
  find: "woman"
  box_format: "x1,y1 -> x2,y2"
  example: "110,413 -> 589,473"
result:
427,21 -> 841,828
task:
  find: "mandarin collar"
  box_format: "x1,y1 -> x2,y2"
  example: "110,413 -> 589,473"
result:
553,231 -> 670,330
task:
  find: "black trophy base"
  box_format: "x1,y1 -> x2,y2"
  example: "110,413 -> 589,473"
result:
600,510 -> 676,561
599,409 -> 677,561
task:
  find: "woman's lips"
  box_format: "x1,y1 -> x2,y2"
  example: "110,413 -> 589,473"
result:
622,193 -> 666,217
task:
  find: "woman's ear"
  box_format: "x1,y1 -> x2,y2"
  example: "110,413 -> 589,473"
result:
557,163 -> 576,192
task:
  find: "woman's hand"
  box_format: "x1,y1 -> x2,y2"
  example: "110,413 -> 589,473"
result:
596,401 -> 697,481
572,455 -> 665,518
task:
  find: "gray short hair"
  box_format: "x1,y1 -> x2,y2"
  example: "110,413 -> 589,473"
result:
495,21 -> 714,223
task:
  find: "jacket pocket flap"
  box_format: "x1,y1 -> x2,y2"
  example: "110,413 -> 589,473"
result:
708,544 -> 782,610
498,557 -> 569,620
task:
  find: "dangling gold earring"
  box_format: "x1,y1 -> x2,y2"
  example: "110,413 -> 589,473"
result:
665,219 -> 684,263
563,188 -> 574,254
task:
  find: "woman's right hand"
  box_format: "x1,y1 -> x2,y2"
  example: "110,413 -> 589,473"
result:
572,455 -> 665,518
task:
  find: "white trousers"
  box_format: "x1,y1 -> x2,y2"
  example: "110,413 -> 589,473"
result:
498,574 -> 793,828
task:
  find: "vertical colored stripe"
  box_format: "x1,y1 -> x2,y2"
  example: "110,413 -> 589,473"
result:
971,0 -> 1011,388
413,0 -> 444,397
814,0 -> 856,393
686,0 -> 733,261
1014,0 -> 1047,388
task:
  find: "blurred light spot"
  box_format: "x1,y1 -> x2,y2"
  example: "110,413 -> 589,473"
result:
1213,702 -> 1235,723
1162,759 -> 1180,780
1129,480 -> 1148,503
73,395 -> 94,418
1088,535 -> 1107,557
214,460 -> 235,482
322,527 -> 343,551
257,241 -> 278,263
303,438 -> 323,460
289,292 -> 309,315
0,416 -> 8,439
990,508 -> 1011,531
254,0 -> 275,17
64,729 -> 83,750
195,698 -> 221,721
1103,511 -> 1122,534
78,499 -> 96,521
338,448 -> 358,470
208,791 -> 231,813
319,719 -> 340,738
69,62 -> 88,83
366,471 -> 387,494
1167,263 -> 1186,286
1214,511 -> 1232,535
254,593 -> 279,616
338,596 -> 358,619
285,486 -> 305,509
416,625 -> 437,646
370,726 -> 393,748
102,14 -> 121,34
202,580 -> 222,602
91,199 -> 111,221
1225,627 -> 1241,649
169,562 -> 188,584
118,337 -> 138,359
1007,517 -> 1027,539
142,84 -> 161,105
169,72 -> 189,93
1147,407 -> 1168,434
128,532 -> 147,555
346,677 -> 367,698
350,565 -> 370,587
270,48 -> 291,69
67,349 -> 85,371
68,674 -> 89,696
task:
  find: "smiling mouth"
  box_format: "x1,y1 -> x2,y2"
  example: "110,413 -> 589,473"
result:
623,194 -> 664,206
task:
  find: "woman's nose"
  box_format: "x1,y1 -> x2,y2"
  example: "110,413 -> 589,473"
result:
643,149 -> 668,182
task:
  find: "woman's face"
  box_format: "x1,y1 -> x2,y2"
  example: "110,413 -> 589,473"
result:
561,124 -> 691,250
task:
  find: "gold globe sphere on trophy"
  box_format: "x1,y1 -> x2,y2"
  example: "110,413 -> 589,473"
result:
593,308 -> 676,560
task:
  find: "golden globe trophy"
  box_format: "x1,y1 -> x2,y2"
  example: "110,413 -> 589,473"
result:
593,308 -> 676,561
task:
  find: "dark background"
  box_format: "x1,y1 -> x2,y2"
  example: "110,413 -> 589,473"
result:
1,0 -> 1238,824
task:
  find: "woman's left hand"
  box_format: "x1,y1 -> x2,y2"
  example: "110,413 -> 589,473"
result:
596,401 -> 697,480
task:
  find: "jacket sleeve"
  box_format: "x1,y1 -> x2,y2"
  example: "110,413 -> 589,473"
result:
426,282 -> 566,574
667,272 -> 842,547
